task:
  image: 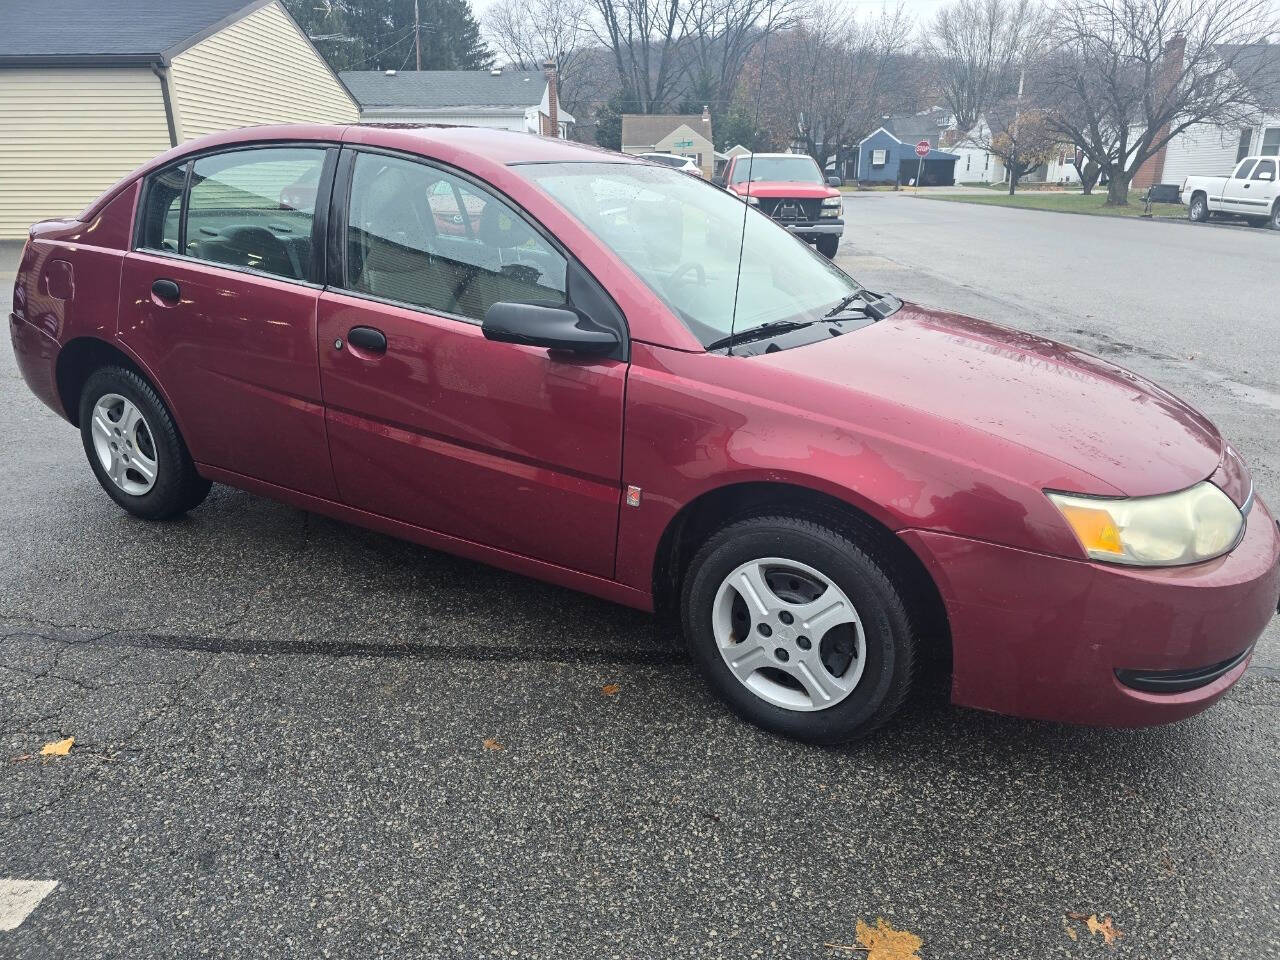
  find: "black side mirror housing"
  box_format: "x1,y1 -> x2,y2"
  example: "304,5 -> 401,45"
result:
483,302 -> 619,356
827,175 -> 843,187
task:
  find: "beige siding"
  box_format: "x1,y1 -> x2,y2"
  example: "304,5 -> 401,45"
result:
0,67 -> 172,239
170,1 -> 357,142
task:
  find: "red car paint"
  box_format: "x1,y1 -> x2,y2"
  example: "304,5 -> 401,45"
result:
10,124 -> 1279,727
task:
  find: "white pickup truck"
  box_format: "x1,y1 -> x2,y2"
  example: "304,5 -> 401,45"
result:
1182,155 -> 1280,229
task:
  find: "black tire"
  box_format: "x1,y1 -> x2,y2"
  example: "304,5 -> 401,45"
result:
78,366 -> 211,521
680,515 -> 918,744
1188,193 -> 1209,222
1271,202 -> 1280,230
816,235 -> 839,259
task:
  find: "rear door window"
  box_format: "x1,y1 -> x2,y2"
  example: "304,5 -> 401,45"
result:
185,147 -> 327,282
1233,159 -> 1257,179
138,163 -> 188,253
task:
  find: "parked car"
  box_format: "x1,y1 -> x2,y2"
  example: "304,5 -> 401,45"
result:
717,153 -> 844,258
11,126 -> 1279,744
1182,155 -> 1280,228
637,152 -> 702,177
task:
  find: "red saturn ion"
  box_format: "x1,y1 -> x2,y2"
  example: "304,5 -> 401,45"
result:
10,126 -> 1279,743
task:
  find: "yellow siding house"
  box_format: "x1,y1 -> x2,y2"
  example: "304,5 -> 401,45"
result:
0,0 -> 358,239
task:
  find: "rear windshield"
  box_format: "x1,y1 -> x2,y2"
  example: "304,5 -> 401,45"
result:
729,156 -> 822,185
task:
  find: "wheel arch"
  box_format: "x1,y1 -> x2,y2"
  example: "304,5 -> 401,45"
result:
651,481 -> 950,661
55,337 -> 179,432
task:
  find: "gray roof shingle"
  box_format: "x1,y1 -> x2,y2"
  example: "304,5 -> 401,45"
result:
621,114 -> 711,147
340,70 -> 547,111
0,0 -> 263,62
1220,44 -> 1280,113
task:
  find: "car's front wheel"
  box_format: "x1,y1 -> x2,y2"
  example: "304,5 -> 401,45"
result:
816,235 -> 839,259
681,515 -> 917,744
1271,202 -> 1280,230
79,366 -> 211,520
1188,194 -> 1209,222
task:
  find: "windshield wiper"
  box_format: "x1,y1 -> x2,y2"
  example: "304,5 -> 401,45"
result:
823,290 -> 899,321
705,319 -> 820,352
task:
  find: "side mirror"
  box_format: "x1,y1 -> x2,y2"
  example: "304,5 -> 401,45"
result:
827,175 -> 843,187
483,302 -> 618,356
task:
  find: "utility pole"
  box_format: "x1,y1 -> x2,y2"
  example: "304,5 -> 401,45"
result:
414,0 -> 421,71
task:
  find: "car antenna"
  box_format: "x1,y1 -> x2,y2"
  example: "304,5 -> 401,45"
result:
726,28 -> 774,357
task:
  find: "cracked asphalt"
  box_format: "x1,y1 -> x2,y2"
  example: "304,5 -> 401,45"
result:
2,198 -> 1278,959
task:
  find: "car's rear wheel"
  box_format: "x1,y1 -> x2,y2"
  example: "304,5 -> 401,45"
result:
79,366 -> 211,520
680,515 -> 917,744
816,235 -> 839,259
1271,202 -> 1280,230
1188,194 -> 1209,222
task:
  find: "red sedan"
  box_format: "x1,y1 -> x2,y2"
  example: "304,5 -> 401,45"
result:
10,125 -> 1279,743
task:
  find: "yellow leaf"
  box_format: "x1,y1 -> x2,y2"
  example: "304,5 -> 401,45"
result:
601,683 -> 621,696
482,738 -> 503,751
855,918 -> 923,960
40,737 -> 74,757
1086,914 -> 1123,946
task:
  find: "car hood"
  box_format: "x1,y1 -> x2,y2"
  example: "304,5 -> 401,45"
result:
733,181 -> 837,199
756,303 -> 1224,498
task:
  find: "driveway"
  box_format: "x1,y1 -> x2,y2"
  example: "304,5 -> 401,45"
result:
3,215 -> 1278,958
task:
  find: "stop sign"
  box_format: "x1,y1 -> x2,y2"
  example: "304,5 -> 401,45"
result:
915,139 -> 931,158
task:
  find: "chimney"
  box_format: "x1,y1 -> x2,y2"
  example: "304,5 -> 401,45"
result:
701,104 -> 710,124
1132,34 -> 1186,190
544,60 -> 559,138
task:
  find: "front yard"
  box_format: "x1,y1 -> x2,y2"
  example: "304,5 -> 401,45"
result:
922,189 -> 1184,219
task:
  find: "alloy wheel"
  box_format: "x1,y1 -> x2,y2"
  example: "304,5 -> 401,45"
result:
89,393 -> 158,496
711,557 -> 865,712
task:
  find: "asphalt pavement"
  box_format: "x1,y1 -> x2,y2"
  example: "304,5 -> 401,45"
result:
2,198 -> 1277,959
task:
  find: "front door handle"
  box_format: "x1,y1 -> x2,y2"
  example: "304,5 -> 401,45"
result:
151,278 -> 181,302
347,325 -> 387,354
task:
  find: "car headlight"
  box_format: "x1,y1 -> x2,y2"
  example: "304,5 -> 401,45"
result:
821,196 -> 842,208
744,195 -> 760,205
1047,482 -> 1244,566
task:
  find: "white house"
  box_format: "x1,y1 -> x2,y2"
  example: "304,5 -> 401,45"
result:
340,68 -> 572,138
0,0 -> 359,239
1134,43 -> 1280,186
949,115 -> 1080,186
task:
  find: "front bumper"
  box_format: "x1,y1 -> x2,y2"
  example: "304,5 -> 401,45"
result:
782,220 -> 844,237
901,495 -> 1280,726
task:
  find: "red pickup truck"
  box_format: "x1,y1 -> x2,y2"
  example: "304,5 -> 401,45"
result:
717,153 -> 845,258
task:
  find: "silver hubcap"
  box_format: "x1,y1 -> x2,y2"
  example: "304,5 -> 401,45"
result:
712,557 -> 865,712
90,394 -> 158,496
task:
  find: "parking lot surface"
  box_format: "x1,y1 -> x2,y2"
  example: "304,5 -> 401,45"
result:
2,198 -> 1278,959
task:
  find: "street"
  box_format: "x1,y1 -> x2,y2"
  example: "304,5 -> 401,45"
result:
3,197 -> 1278,958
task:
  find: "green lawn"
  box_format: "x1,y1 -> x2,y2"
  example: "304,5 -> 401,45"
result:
924,190 -> 1182,219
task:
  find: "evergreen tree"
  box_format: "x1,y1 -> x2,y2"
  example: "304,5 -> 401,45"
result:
284,0 -> 492,72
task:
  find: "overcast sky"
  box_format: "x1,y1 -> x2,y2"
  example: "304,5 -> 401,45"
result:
469,0 -> 960,22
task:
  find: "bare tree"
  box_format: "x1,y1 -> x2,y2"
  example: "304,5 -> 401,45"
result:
677,0 -> 798,113
1043,0 -> 1280,205
590,0 -> 686,112
753,4 -> 914,164
483,0 -> 606,115
924,0 -> 1045,133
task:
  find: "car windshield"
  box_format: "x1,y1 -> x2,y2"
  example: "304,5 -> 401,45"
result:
518,162 -> 858,348
729,156 -> 822,185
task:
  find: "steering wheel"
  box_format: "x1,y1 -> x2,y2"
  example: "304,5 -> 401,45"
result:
664,261 -> 706,294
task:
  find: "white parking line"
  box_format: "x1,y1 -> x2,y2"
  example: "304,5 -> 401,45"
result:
0,880 -> 58,932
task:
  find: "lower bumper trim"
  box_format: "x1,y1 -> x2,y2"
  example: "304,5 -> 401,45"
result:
1115,646 -> 1253,694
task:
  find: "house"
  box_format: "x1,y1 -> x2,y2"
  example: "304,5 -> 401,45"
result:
340,67 -> 572,138
621,109 -> 715,178
0,0 -> 358,239
855,110 -> 959,185
1134,44 -> 1280,186
949,115 -> 1080,186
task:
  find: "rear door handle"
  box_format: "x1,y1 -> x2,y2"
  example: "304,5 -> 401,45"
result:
152,278 -> 181,302
347,325 -> 387,354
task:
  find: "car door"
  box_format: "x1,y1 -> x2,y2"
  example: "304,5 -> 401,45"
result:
1220,158 -> 1257,209
120,145 -> 340,499
1247,158 -> 1277,211
316,149 -> 627,577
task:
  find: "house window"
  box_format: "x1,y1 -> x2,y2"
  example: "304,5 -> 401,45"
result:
1262,127 -> 1280,156
984,154 -> 990,170
1237,128 -> 1253,161
965,156 -> 971,171
871,149 -> 887,167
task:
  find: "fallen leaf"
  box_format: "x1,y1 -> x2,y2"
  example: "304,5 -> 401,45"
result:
1086,914 -> 1123,947
482,738 -> 503,751
1063,917 -> 1079,941
40,737 -> 73,757
10,754 -> 33,763
601,683 -> 621,696
855,918 -> 923,960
